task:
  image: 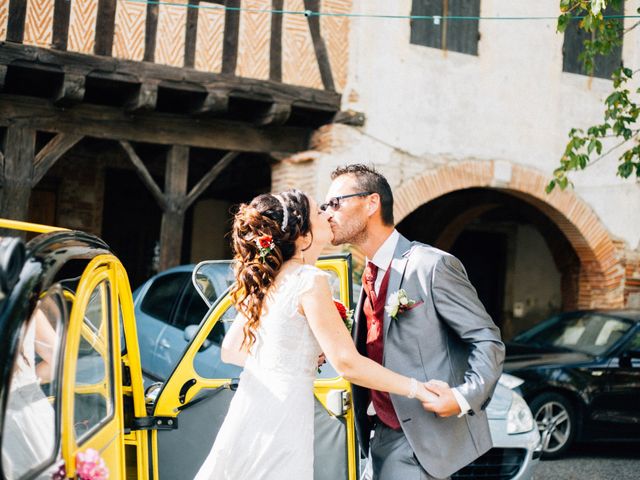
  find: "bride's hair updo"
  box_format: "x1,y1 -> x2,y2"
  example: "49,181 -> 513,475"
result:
229,189 -> 312,348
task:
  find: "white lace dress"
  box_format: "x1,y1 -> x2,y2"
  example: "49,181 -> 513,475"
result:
194,265 -> 328,480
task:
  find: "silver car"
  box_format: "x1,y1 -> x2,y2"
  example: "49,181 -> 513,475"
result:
360,374 -> 541,480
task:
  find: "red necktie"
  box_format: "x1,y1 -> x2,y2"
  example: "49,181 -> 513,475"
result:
362,261 -> 379,305
362,261 -> 380,344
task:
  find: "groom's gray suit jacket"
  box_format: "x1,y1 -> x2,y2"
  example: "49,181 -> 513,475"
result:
352,234 -> 505,479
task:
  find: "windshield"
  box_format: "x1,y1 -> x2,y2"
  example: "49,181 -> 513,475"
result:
514,312 -> 633,356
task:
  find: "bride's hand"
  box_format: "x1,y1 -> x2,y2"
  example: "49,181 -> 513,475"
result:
415,382 -> 439,404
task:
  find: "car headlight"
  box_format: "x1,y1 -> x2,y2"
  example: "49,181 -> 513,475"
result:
499,373 -> 525,390
507,391 -> 535,434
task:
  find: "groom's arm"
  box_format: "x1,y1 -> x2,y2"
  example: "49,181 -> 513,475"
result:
430,254 -> 506,414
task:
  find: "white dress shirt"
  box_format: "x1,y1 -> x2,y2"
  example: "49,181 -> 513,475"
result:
365,230 -> 471,418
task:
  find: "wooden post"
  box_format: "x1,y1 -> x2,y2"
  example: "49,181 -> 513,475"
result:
158,145 -> 189,271
0,124 -> 36,223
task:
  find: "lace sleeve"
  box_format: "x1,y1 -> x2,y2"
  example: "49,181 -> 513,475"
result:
298,266 -> 331,298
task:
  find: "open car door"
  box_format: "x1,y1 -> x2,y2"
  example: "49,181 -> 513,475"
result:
61,255 -> 149,479
148,255 -> 358,480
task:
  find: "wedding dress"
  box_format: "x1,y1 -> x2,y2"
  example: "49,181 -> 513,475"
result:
194,265 -> 328,480
2,315 -> 56,480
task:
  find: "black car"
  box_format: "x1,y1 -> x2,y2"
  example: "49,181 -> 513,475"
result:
504,309 -> 640,458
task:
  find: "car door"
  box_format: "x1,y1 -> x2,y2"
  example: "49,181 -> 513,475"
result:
61,255 -> 149,479
147,255 -> 358,480
597,326 -> 640,438
134,271 -> 192,382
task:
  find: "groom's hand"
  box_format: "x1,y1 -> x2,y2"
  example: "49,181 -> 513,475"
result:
317,353 -> 326,368
421,380 -> 462,417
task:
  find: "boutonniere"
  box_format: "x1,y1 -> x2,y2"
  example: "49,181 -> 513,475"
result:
385,289 -> 421,320
255,235 -> 275,262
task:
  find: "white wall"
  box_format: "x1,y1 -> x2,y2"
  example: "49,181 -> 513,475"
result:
335,0 -> 640,248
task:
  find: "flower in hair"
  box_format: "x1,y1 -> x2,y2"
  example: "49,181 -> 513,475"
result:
255,235 -> 275,261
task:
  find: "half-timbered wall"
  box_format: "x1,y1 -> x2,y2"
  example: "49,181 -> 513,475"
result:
0,0 -> 351,91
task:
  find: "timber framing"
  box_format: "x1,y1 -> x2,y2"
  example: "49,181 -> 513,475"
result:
0,95 -> 311,153
0,42 -> 340,116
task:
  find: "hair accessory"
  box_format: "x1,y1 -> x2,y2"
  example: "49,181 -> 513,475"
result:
275,195 -> 289,232
255,235 -> 275,262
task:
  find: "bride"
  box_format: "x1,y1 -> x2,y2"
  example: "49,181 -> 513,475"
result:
194,189 -> 434,480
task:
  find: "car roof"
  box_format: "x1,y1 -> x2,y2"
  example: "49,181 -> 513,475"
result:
566,309 -> 640,322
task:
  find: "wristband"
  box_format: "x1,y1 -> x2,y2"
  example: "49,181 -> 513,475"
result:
407,377 -> 418,399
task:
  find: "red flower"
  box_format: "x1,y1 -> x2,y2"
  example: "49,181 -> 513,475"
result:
334,299 -> 348,320
258,235 -> 273,248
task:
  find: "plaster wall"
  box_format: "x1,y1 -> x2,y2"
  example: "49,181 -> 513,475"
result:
320,0 -> 640,248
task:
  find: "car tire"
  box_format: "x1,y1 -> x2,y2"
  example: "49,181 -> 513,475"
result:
529,392 -> 576,459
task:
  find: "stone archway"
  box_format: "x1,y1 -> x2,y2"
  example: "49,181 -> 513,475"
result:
394,160 -> 625,309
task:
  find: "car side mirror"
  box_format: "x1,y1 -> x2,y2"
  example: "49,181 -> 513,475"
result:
184,324 -> 212,351
619,349 -> 640,368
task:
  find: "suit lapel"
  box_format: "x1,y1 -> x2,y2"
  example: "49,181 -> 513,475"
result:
382,235 -> 412,352
353,287 -> 367,353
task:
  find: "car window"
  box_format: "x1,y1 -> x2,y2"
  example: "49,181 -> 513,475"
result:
74,280 -> 114,443
622,329 -> 640,352
140,272 -> 190,323
193,261 -> 235,307
173,284 -> 209,330
521,313 -> 633,356
1,291 -> 64,479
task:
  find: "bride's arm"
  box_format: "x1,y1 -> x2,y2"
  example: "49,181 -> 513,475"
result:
301,275 -> 433,402
220,312 -> 250,367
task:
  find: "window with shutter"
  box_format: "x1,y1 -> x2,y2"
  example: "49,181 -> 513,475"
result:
410,0 -> 481,56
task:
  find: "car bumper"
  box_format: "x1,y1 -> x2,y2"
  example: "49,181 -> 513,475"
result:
453,418 -> 541,480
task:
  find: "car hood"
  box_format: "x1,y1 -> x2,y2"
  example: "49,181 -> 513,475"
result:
504,342 -> 593,371
486,383 -> 512,419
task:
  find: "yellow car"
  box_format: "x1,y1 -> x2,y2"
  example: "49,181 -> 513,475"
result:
0,219 -> 358,480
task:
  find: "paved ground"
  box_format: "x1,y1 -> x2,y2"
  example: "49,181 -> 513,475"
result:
533,442 -> 640,479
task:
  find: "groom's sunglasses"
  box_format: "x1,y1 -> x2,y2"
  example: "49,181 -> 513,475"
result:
319,192 -> 373,212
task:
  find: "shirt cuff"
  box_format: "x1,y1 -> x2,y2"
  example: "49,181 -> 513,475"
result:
452,387 -> 471,417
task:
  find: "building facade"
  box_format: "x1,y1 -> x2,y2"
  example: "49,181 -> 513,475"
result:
273,0 -> 640,338
0,0 -> 352,286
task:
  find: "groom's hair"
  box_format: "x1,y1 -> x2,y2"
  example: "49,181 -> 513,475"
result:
331,164 -> 394,226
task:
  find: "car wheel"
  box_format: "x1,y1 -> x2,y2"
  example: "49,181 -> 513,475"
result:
530,392 -> 576,459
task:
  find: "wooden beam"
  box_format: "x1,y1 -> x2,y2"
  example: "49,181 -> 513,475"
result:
191,88 -> 229,115
95,0 -> 117,56
0,42 -> 341,109
270,0 -> 284,82
144,1 -> 160,62
183,151 -> 238,210
0,124 -> 35,221
184,0 -> 200,69
119,140 -> 168,210
0,95 -> 312,153
7,0 -> 27,43
304,0 -> 335,91
254,102 -> 291,126
52,0 -> 72,50
159,146 -> 189,270
222,0 -> 241,75
54,72 -> 86,106
125,81 -> 159,112
32,133 -> 83,186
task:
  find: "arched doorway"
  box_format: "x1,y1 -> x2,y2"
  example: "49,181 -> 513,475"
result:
394,161 -> 624,339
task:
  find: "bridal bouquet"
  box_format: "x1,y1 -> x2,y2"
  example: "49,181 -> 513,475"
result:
333,299 -> 354,333
51,448 -> 109,480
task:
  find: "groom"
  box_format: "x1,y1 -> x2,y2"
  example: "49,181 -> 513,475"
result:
323,164 -> 505,480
